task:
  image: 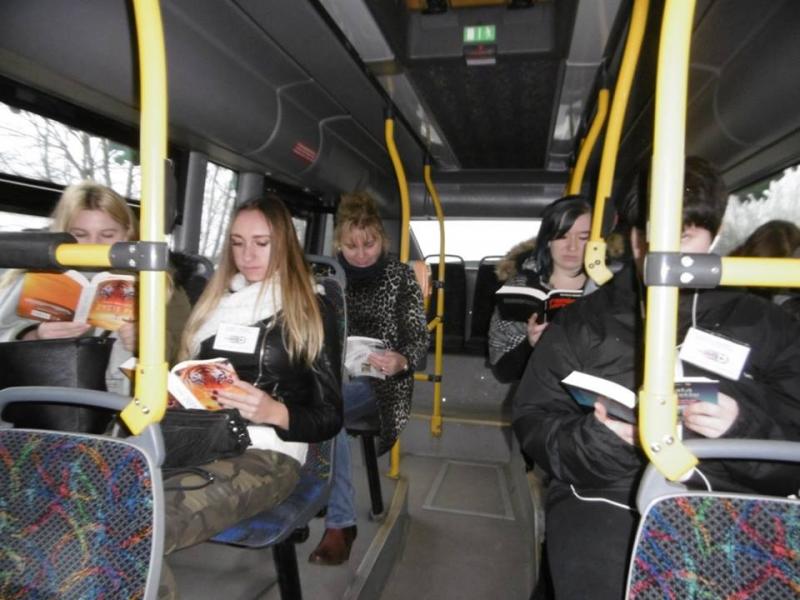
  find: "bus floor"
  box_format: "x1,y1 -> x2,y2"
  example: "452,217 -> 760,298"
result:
168,352 -> 541,599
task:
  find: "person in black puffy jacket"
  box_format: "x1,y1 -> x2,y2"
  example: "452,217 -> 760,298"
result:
513,157 -> 800,599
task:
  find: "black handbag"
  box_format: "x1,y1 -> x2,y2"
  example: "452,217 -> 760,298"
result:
160,408 -> 252,469
0,335 -> 116,432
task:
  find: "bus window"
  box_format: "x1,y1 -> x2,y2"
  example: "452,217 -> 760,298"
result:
718,165 -> 800,255
411,218 -> 541,262
0,210 -> 50,232
199,162 -> 237,263
292,216 -> 308,247
0,101 -> 141,198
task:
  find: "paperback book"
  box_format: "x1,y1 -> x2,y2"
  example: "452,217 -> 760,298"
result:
561,371 -> 718,424
169,358 -> 242,410
561,371 -> 637,423
495,285 -> 582,323
17,270 -> 136,331
121,357 -> 241,410
345,336 -> 387,379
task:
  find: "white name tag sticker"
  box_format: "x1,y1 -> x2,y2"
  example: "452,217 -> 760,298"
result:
213,323 -> 260,354
678,327 -> 750,381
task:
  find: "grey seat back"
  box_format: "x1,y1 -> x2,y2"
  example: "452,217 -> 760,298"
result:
0,386 -> 165,600
627,439 -> 800,599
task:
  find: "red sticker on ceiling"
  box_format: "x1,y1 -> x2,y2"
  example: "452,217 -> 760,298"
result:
292,141 -> 317,164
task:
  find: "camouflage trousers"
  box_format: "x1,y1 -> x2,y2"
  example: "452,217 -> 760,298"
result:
158,449 -> 301,598
162,449 -> 301,555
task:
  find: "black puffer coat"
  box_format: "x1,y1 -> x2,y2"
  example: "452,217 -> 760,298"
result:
513,264 -> 800,506
199,296 -> 343,443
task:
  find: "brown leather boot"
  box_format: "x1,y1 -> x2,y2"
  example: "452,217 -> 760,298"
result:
307,526 -> 358,565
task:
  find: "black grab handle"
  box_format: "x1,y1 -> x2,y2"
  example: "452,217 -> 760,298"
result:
0,231 -> 76,269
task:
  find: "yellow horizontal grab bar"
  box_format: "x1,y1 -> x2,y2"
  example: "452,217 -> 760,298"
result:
720,257 -> 800,288
54,244 -> 113,269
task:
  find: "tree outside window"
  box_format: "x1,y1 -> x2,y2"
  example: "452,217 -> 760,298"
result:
0,102 -> 140,198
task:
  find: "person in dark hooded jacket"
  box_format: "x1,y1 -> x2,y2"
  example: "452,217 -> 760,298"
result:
513,157 -> 800,599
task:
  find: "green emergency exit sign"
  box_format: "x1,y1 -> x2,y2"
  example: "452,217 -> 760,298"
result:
463,25 -> 496,44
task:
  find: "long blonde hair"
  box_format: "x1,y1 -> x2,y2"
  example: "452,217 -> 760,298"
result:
179,195 -> 323,365
0,181 -> 139,291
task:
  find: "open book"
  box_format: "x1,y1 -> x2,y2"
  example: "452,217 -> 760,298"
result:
345,336 -> 387,380
561,370 -> 718,424
17,270 -> 136,331
169,358 -> 244,410
495,285 -> 582,323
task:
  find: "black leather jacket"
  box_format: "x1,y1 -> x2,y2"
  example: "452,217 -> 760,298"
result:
198,296 -> 342,443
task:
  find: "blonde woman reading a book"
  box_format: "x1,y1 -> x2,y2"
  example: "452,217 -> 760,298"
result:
0,181 -> 190,409
164,195 -> 342,558
488,195 -> 592,383
308,192 -> 428,566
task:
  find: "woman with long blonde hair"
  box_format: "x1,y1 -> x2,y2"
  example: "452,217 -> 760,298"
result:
0,181 -> 191,396
164,194 -> 342,556
0,182 -> 143,398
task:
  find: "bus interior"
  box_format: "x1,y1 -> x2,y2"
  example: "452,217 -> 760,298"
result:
1,1 -> 799,598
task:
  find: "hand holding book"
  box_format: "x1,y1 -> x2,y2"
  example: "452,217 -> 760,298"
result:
212,378 -> 290,430
495,285 -> 582,323
593,401 -> 636,445
681,391 -> 738,439
561,370 -> 720,440
17,270 -> 136,331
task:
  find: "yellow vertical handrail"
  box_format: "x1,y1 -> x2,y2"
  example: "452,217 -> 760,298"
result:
567,88 -> 610,196
121,0 -> 169,433
639,0 -> 698,481
385,111 -> 411,478
423,161 -> 445,437
585,0 -> 650,287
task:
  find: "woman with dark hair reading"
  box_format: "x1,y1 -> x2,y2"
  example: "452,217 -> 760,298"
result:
488,195 -> 592,382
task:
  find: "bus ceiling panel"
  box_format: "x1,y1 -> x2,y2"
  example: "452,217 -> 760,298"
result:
318,0 -> 459,170
300,126 -> 373,200
408,181 -> 562,220
408,170 -> 566,219
0,0 -> 137,118
235,0 -> 426,170
403,3 -> 562,170
246,90 -> 323,180
545,0 -> 624,172
687,0 -> 800,178
320,118 -> 394,181
163,0 -> 313,155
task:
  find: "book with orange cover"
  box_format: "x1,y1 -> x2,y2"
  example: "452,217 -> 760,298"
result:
168,358 -> 242,410
17,270 -> 136,331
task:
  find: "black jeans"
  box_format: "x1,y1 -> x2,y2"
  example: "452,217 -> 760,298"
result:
544,488 -> 638,599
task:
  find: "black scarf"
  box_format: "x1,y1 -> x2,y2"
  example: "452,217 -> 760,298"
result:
338,252 -> 388,282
